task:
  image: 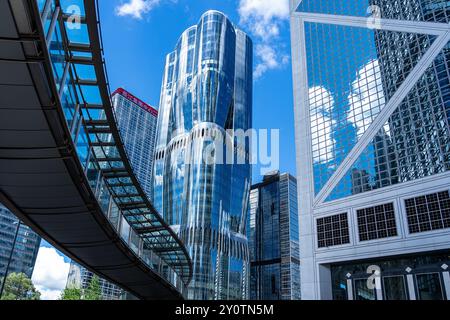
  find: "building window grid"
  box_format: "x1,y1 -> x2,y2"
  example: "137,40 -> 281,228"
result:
405,190 -> 450,233
317,213 -> 350,248
356,203 -> 398,241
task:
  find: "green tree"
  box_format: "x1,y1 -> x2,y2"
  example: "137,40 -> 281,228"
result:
83,275 -> 102,300
60,287 -> 82,300
0,272 -> 40,300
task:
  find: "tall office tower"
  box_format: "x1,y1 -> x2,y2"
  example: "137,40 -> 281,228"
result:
248,172 -> 301,300
291,0 -> 450,300
111,88 -> 158,200
66,89 -> 158,300
66,262 -> 124,300
0,205 -> 41,287
153,11 -> 253,299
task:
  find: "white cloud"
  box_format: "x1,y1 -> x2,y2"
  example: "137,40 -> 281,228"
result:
115,0 -> 161,19
32,247 -> 70,300
238,0 -> 290,79
347,59 -> 386,138
254,44 -> 289,78
238,0 -> 289,40
309,86 -> 335,163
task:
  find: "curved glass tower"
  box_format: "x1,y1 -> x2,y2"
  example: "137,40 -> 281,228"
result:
153,11 -> 252,300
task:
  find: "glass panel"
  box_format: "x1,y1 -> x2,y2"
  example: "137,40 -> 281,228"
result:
73,64 -> 97,81
41,1 -> 56,36
354,278 -> 376,300
297,0 -> 450,23
297,0 -> 370,16
60,0 -> 86,16
75,127 -> 89,169
305,20 -> 437,195
326,45 -> 450,202
65,22 -> 89,44
129,230 -> 140,253
383,276 -> 407,300
37,0 -> 48,13
79,85 -> 102,105
96,179 -> 111,214
49,23 -> 66,92
416,273 -> 444,300
120,217 -> 131,242
86,159 -> 100,190
108,202 -> 120,231
60,76 -> 77,128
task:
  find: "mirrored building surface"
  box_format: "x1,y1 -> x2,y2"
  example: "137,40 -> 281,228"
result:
291,0 -> 450,300
153,10 -> 253,299
249,172 -> 301,300
66,262 -> 124,300
112,88 -> 158,200
0,205 -> 41,288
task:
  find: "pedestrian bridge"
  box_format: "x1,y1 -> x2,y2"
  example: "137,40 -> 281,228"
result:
0,0 -> 192,299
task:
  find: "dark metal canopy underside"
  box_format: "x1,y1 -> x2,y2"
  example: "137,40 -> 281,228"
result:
0,0 -> 191,300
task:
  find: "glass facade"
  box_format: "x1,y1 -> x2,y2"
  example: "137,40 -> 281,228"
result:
296,0 -> 450,201
112,88 -> 158,200
153,11 -> 253,299
0,205 -> 41,287
66,262 -> 124,300
291,0 -> 450,300
249,172 -> 301,300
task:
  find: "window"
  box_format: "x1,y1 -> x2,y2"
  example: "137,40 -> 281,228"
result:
354,278 -> 376,300
416,273 -> 444,300
317,213 -> 350,248
357,203 -> 397,241
383,276 -> 407,300
405,190 -> 450,233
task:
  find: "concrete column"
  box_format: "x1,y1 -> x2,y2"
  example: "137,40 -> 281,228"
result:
406,274 -> 416,300
347,279 -> 353,300
442,271 -> 450,300
375,276 -> 383,300
318,264 -> 333,300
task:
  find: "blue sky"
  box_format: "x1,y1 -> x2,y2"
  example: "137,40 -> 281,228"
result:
99,0 -> 296,182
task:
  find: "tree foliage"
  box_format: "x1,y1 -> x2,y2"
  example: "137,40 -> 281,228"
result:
0,272 -> 41,300
84,275 -> 102,300
60,287 -> 82,300
60,275 -> 102,300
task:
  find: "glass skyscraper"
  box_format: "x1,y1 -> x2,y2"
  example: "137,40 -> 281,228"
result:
66,262 -> 124,300
291,0 -> 450,300
0,205 -> 41,288
112,88 -> 158,200
249,172 -> 301,300
153,10 -> 253,300
65,88 -> 158,300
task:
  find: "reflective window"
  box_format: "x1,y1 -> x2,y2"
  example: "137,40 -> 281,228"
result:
416,273 -> 444,300
299,0 -> 450,201
354,278 -> 376,300
383,276 -> 407,300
